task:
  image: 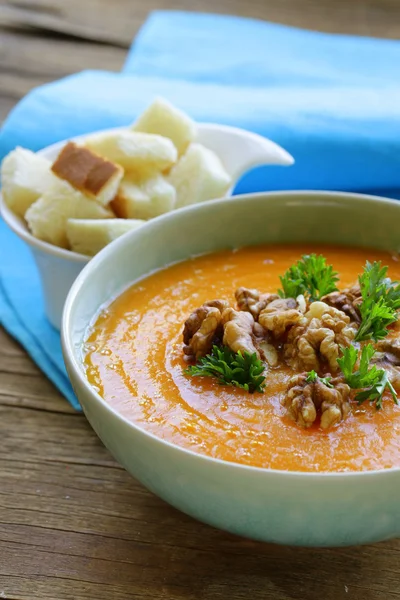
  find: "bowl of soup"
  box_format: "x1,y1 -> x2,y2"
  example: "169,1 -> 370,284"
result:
62,190 -> 400,547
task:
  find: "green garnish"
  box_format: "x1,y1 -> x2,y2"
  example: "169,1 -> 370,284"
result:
337,344 -> 398,409
337,344 -> 380,388
278,254 -> 339,301
186,345 -> 266,393
355,371 -> 397,410
305,370 -> 333,387
355,261 -> 400,342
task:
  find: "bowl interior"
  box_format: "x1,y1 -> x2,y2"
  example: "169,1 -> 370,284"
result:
64,190 -> 400,373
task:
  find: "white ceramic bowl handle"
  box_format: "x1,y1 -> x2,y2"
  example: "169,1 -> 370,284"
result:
196,123 -> 294,181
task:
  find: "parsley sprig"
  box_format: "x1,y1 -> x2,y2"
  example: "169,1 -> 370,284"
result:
185,345 -> 266,393
305,370 -> 333,388
337,344 -> 398,409
355,261 -> 400,342
278,254 -> 339,301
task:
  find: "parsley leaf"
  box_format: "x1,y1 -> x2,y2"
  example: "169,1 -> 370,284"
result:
185,345 -> 266,393
355,261 -> 400,342
305,370 -> 333,387
355,371 -> 397,410
337,344 -> 398,409
278,254 -> 339,301
278,264 -> 307,299
336,344 -> 359,383
337,344 -> 380,388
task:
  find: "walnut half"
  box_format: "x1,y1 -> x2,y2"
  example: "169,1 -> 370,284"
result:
322,284 -> 362,323
235,287 -> 279,319
222,308 -> 260,357
258,297 -> 304,338
284,302 -> 355,373
372,338 -> 400,391
283,373 -> 351,429
183,300 -> 229,360
183,297 -> 278,363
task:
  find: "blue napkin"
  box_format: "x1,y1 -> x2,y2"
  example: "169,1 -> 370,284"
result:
1,10 -> 400,409
0,219 -> 80,408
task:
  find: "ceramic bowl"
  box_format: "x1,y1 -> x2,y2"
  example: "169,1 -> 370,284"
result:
0,124 -> 293,329
62,190 -> 400,548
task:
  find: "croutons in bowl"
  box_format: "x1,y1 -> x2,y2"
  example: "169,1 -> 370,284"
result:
0,98 -> 293,329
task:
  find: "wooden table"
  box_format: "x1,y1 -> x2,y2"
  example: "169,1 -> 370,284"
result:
1,2 -> 400,598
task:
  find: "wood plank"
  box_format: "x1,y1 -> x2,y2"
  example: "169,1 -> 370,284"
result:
0,28 -> 125,120
0,327 -> 32,358
0,404 -> 111,466
0,28 -> 124,75
2,0 -> 400,44
0,328 -> 75,413
0,368 -> 76,414
1,403 -> 400,599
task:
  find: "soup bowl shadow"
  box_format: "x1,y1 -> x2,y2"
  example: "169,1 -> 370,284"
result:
62,190 -> 400,548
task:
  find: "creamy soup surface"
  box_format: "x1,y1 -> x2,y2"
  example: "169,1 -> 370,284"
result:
84,245 -> 400,472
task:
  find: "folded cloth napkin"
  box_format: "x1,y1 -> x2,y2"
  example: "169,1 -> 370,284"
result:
0,219 -> 80,408
1,10 -> 400,409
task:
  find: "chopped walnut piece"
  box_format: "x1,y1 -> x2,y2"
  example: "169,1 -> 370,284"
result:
183,299 -> 229,360
252,322 -> 279,366
285,301 -> 355,372
222,308 -> 260,357
319,379 -> 351,429
184,299 -> 275,363
375,338 -> 400,364
379,364 -> 400,391
372,339 -> 400,390
284,373 -> 351,429
296,294 -> 307,314
235,287 -> 279,319
258,298 -> 304,338
203,299 -> 231,313
283,373 -> 317,428
258,341 -> 279,366
322,284 -> 362,323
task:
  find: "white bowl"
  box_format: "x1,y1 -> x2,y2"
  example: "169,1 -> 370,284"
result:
0,124 -> 293,329
62,190 -> 400,547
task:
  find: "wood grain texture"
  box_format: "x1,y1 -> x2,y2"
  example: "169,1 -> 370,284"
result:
2,398 -> 400,600
2,0 -> 400,44
0,28 -> 125,121
2,1 -> 400,598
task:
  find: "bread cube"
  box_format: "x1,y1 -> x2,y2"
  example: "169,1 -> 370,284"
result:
168,143 -> 231,208
1,147 -> 58,217
84,131 -> 177,175
132,97 -> 197,155
51,142 -> 123,206
25,181 -> 114,248
112,173 -> 176,220
66,218 -> 145,256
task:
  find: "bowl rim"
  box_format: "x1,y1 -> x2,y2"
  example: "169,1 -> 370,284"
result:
62,189 -> 400,479
0,120 -> 287,263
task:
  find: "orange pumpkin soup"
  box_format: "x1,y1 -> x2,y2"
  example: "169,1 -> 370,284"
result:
84,245 -> 400,473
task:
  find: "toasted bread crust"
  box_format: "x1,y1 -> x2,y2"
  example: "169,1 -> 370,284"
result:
110,195 -> 127,218
52,142 -> 121,196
